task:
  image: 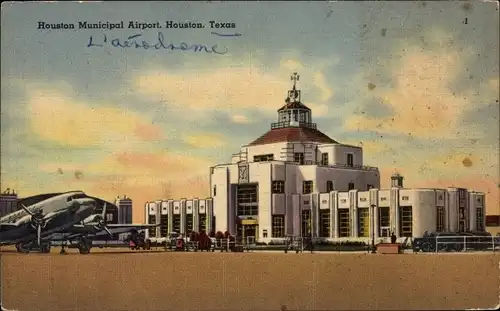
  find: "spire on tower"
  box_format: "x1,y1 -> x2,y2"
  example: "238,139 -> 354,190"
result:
288,72 -> 301,102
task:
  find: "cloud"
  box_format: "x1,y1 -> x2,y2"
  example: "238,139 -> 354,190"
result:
184,134 -> 227,148
26,86 -> 165,148
133,56 -> 337,121
343,30 -> 497,140
231,115 -> 251,124
342,140 -> 390,154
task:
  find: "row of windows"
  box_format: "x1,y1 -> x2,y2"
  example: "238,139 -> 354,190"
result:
271,180 -> 336,194
158,214 -> 208,237
270,207 -> 414,238
253,152 -> 354,167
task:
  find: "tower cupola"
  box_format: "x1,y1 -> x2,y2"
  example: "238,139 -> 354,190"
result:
273,73 -> 316,130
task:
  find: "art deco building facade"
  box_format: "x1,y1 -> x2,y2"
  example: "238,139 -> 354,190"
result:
144,74 -> 486,242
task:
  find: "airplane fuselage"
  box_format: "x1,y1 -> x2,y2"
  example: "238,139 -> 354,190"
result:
0,191 -> 96,245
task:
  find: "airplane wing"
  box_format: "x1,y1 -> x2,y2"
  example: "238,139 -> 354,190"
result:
0,223 -> 20,230
106,224 -> 159,229
46,225 -> 156,241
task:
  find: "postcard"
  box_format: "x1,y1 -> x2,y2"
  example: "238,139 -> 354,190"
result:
1,1 -> 499,311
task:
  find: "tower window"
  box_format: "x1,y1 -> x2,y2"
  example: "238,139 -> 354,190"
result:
254,154 -> 274,162
294,153 -> 304,165
321,153 -> 329,166
436,206 -> 445,232
272,215 -> 285,238
326,180 -> 334,192
347,154 -> 354,167
303,181 -> 313,194
272,181 -> 285,194
476,207 -> 484,231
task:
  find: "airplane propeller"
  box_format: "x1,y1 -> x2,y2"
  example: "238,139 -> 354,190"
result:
93,203 -> 114,237
20,204 -> 50,246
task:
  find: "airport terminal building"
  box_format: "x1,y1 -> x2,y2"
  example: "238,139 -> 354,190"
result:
144,76 -> 486,242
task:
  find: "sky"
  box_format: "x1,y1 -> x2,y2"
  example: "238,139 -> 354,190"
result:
1,1 -> 499,222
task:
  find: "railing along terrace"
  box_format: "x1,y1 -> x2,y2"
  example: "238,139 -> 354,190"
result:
434,234 -> 500,253
271,121 -> 317,130
320,163 -> 379,171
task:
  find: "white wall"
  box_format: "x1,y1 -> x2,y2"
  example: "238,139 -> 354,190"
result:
412,190 -> 437,237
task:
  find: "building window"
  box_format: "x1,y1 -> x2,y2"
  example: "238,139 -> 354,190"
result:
358,208 -> 370,237
379,207 -> 390,236
436,206 -> 445,232
173,215 -> 181,233
272,181 -> 285,194
321,153 -> 329,165
148,215 -> 156,237
380,197 -> 387,201
211,216 -> 216,234
347,153 -> 354,167
402,196 -> 409,201
186,214 -> 193,233
294,152 -> 304,165
272,215 -> 285,238
399,206 -> 412,237
340,199 -> 347,203
213,185 -> 216,196
326,180 -> 334,192
254,154 -> 274,162
439,195 -> 444,200
160,215 -> 168,237
303,181 -> 313,194
199,214 -> 207,232
360,198 -> 367,202
476,207 -> 484,231
319,210 -> 330,237
301,210 -> 311,237
348,182 -> 355,191
367,184 -> 374,190
236,184 -> 259,216
338,210 -> 350,237
106,213 -> 113,222
263,229 -> 268,238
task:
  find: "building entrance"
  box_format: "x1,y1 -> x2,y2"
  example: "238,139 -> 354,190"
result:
237,219 -> 259,242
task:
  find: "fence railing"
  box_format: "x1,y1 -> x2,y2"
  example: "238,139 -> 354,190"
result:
434,235 -> 499,253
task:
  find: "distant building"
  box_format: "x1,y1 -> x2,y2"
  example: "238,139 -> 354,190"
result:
115,195 -> 133,224
0,188 -> 19,217
144,73 -> 487,242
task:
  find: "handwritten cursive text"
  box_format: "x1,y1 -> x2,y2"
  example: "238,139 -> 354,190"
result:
87,32 -> 241,55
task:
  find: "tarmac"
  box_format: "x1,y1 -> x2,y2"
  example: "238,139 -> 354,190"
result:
1,247 -> 499,311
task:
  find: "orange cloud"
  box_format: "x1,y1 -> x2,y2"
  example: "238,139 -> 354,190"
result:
27,87 -> 166,147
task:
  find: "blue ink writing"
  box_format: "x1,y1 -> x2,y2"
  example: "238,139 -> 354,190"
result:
87,32 -> 241,55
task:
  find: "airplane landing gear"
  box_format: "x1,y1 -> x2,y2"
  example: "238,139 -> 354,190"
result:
15,242 -> 31,254
77,237 -> 92,254
40,242 -> 51,253
60,241 -> 68,255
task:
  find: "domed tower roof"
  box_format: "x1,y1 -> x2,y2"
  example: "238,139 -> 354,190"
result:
248,72 -> 337,146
